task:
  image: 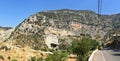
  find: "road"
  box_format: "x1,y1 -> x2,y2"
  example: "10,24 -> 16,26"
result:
93,49 -> 120,61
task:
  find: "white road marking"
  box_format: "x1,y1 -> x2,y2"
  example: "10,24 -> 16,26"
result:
101,51 -> 106,61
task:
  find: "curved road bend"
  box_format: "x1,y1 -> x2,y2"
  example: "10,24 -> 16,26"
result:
93,49 -> 120,61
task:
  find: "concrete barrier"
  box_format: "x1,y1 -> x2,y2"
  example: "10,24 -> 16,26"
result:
88,49 -> 98,61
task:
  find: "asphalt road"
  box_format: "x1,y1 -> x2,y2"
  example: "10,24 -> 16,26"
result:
93,49 -> 120,61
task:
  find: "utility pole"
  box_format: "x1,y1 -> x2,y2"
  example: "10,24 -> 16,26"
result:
98,0 -> 102,17
98,0 -> 102,49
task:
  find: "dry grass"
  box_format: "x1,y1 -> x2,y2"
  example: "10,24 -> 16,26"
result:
0,42 -> 47,61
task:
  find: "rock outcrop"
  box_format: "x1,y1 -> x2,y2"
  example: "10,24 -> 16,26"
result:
0,26 -> 14,41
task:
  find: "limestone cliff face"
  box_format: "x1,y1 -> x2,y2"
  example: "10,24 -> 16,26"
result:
0,26 -> 14,41
7,9 -> 120,49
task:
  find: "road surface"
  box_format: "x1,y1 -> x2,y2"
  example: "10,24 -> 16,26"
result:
93,49 -> 120,61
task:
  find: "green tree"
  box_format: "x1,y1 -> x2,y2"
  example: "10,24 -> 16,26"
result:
71,38 -> 98,61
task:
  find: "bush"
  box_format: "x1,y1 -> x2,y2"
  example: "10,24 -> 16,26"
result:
28,57 -> 43,61
8,56 -> 11,60
31,56 -> 36,61
11,59 -> 17,61
70,38 -> 98,61
36,57 -> 43,61
45,51 -> 68,61
0,46 -> 9,51
0,55 -> 4,60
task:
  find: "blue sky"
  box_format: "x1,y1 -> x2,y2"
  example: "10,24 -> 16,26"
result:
0,0 -> 120,27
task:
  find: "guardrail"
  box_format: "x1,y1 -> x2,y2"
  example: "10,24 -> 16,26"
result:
88,49 -> 98,61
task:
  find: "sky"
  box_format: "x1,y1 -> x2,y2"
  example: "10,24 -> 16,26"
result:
0,0 -> 120,27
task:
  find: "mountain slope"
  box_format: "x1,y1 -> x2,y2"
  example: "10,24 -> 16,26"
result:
0,26 -> 14,41
7,9 -> 119,50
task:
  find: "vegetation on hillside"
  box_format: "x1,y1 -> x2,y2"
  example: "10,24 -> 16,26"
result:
27,37 -> 98,61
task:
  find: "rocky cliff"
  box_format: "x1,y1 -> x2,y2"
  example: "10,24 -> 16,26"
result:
7,9 -> 120,50
0,26 -> 14,41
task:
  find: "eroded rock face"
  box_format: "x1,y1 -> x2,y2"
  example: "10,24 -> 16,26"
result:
7,9 -> 120,50
45,34 -> 58,49
0,27 -> 14,41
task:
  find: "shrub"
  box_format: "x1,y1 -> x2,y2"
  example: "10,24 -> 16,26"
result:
0,46 -> 8,51
70,38 -> 98,61
31,56 -> 36,61
0,55 -> 4,60
8,56 -> 11,60
36,57 -> 43,61
29,57 -> 43,61
45,51 -> 68,61
11,59 -> 17,61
